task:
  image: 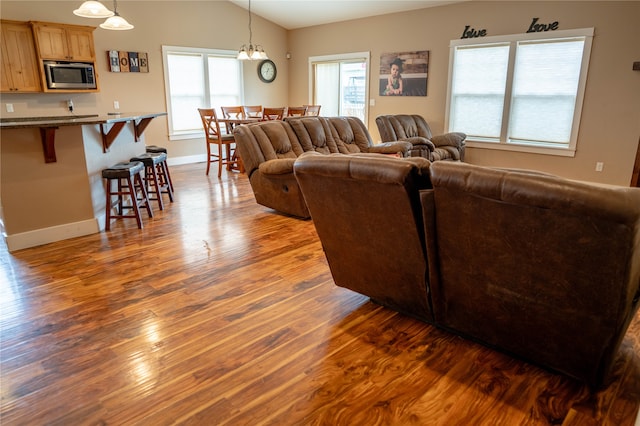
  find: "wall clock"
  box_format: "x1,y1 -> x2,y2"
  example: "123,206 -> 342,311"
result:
258,59 -> 277,83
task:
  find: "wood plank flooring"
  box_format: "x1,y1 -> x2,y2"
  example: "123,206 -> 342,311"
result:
1,162 -> 639,425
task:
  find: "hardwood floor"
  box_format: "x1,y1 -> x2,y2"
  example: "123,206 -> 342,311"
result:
1,162 -> 639,425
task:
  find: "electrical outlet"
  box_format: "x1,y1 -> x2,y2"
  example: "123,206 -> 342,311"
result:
6,103 -> 14,112
67,99 -> 74,112
113,101 -> 120,110
595,162 -> 604,172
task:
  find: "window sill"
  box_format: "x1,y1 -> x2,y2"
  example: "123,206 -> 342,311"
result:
169,131 -> 202,141
466,140 -> 576,157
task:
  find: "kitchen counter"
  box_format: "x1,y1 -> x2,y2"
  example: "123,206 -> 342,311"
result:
0,112 -> 167,163
0,112 -> 166,128
0,112 -> 167,251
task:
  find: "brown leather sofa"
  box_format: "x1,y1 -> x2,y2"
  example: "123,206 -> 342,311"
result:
375,114 -> 466,161
233,116 -> 412,218
294,156 -> 640,388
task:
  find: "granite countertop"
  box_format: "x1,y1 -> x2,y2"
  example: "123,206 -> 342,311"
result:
0,112 -> 167,129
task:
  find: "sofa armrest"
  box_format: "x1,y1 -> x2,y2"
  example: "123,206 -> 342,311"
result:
403,136 -> 436,150
430,132 -> 467,148
258,158 -> 297,175
369,141 -> 413,157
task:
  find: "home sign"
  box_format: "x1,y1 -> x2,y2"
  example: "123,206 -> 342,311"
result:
108,51 -> 149,73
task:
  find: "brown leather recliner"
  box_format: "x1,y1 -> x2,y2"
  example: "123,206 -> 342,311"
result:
375,114 -> 466,161
294,152 -> 435,322
425,161 -> 640,388
234,116 -> 413,218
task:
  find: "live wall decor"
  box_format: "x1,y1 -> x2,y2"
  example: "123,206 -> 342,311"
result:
107,50 -> 149,72
379,51 -> 429,97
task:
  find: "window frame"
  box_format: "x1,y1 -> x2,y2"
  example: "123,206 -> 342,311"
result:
162,45 -> 244,140
308,51 -> 370,124
445,28 -> 594,157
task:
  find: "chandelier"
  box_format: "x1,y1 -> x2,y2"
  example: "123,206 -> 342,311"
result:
237,0 -> 268,60
73,0 -> 134,31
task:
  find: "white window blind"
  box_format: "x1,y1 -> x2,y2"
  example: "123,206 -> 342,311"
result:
450,44 -> 509,139
510,38 -> 585,145
162,46 -> 242,139
446,28 -> 593,156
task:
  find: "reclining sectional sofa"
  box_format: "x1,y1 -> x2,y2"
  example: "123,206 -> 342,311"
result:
293,154 -> 640,389
233,116 -> 412,218
375,114 -> 467,161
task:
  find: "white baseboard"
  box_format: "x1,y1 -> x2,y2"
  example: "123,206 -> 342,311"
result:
4,218 -> 99,252
167,155 -> 206,166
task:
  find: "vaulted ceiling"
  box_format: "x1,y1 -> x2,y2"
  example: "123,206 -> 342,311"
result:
228,0 -> 464,30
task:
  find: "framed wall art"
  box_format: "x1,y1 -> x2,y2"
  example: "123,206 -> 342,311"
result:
379,50 -> 429,96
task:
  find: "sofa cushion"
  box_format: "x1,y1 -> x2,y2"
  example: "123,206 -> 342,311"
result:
254,121 -> 304,159
286,117 -> 338,154
328,116 -> 373,154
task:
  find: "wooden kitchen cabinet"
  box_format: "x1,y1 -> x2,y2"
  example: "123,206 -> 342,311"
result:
0,20 -> 41,92
31,21 -> 96,62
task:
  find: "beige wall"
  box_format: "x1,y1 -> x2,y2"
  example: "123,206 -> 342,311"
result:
288,1 -> 640,185
0,1 -> 289,161
1,1 -> 639,185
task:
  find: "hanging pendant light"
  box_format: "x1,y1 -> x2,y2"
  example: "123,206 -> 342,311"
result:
237,0 -> 268,60
100,0 -> 134,30
73,1 -> 114,18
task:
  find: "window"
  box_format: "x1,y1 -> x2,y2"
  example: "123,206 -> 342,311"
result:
309,52 -> 370,123
162,46 -> 243,139
446,28 -> 593,156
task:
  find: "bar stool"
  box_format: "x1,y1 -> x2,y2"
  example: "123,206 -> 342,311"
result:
102,161 -> 153,230
130,152 -> 174,211
145,145 -> 174,193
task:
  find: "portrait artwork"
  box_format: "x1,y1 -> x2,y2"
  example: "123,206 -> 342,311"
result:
379,50 -> 429,96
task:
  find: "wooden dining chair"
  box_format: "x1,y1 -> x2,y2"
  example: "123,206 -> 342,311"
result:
285,106 -> 308,117
198,108 -> 238,177
243,105 -> 263,119
221,106 -> 245,134
303,105 -> 321,116
262,107 -> 285,121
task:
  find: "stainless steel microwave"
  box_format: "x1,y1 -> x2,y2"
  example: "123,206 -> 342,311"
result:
43,61 -> 97,90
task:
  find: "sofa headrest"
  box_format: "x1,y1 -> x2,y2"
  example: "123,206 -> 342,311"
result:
295,151 -> 431,186
430,161 -> 640,223
286,116 -> 373,154
284,116 -> 337,154
376,114 -> 433,141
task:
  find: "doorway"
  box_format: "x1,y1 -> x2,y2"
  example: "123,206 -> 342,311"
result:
309,52 -> 370,124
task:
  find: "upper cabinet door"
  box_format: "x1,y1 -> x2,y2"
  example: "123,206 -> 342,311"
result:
33,24 -> 68,60
65,27 -> 95,62
0,21 -> 41,92
32,22 -> 96,62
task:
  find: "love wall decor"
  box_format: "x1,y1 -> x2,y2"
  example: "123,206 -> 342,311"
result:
107,50 -> 149,73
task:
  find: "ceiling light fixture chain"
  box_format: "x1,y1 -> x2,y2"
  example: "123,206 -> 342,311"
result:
237,0 -> 268,61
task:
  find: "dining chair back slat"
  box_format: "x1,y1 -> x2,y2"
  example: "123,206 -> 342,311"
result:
262,107 -> 286,121
286,106 -> 308,117
304,105 -> 321,116
221,106 -> 245,134
243,105 -> 263,119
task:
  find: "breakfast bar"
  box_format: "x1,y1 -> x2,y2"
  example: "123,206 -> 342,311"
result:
0,112 -> 166,251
